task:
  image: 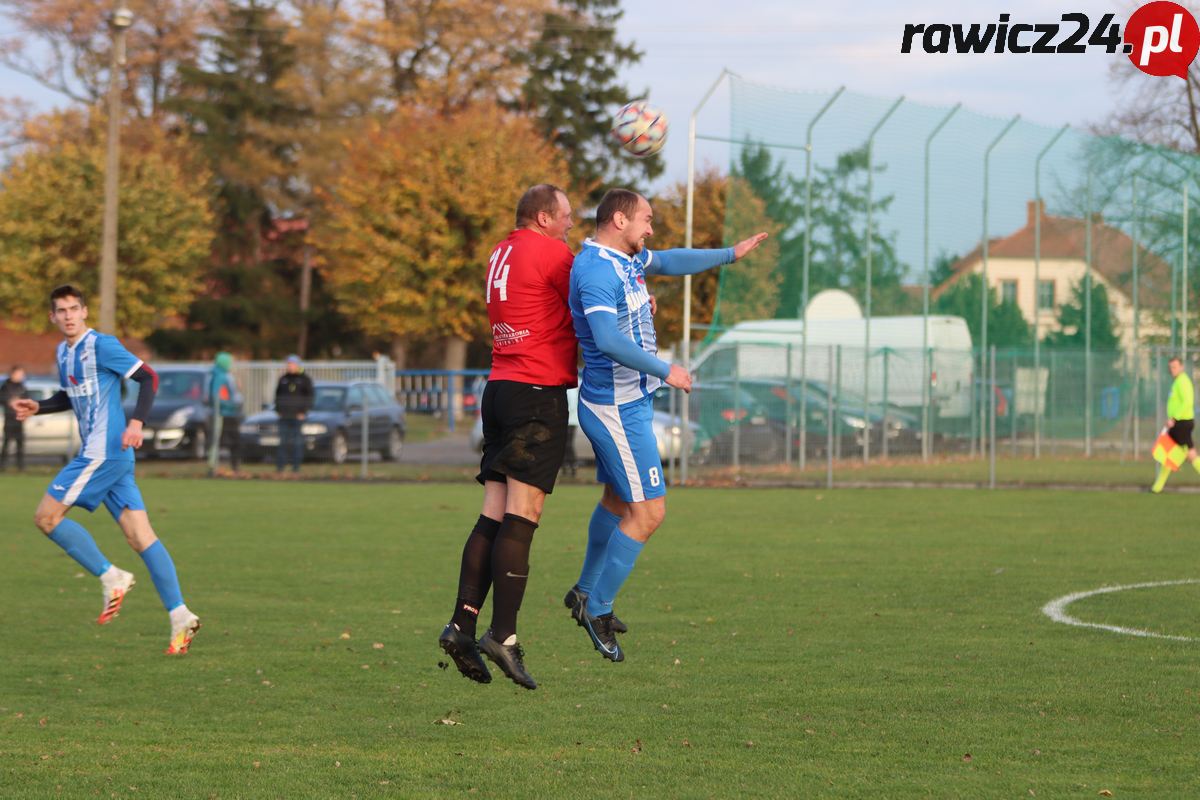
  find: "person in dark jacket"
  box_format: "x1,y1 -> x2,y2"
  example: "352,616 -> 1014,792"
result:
274,355 -> 314,473
1,366 -> 29,471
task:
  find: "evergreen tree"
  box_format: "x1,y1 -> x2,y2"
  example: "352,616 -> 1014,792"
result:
933,273 -> 1033,349
1043,279 -> 1121,351
162,0 -> 306,355
512,0 -> 659,201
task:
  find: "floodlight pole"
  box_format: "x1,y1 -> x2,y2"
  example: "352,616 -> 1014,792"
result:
100,4 -> 133,333
1085,169 -> 1093,457
1131,175 -> 1140,450
682,69 -> 731,485
921,103 -> 960,462
799,86 -> 844,470
980,115 -> 1020,457
1033,124 -> 1069,459
862,95 -> 904,465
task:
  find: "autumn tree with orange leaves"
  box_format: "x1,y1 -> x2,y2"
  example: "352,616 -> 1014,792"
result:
313,104 -> 570,369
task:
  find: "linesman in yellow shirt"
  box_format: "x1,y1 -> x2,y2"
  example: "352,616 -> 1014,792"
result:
1152,356 -> 1199,493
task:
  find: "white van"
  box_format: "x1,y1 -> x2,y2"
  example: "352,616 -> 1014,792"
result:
691,316 -> 974,418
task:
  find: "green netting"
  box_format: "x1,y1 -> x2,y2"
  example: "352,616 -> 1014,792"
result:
684,75 -> 1200,464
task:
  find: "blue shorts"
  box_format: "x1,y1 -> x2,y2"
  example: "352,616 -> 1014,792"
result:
578,394 -> 665,503
47,457 -> 146,520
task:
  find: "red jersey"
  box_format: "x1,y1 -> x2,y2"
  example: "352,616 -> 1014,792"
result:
485,228 -> 578,386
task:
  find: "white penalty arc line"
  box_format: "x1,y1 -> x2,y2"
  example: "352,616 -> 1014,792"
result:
1041,579 -> 1200,642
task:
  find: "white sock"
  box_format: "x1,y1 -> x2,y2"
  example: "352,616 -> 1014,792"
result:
502,634 -> 518,646
169,605 -> 193,626
99,565 -> 122,586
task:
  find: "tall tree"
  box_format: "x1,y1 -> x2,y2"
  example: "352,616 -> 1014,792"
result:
0,0 -> 207,120
313,103 -> 569,369
734,142 -> 912,320
364,0 -> 548,113
512,0 -> 658,202
933,273 -> 1033,349
648,168 -> 782,346
0,111 -> 214,338
733,143 -> 804,317
1043,279 -> 1121,351
165,0 -> 308,354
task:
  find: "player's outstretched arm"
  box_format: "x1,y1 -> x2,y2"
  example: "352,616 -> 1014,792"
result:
732,232 -> 769,260
645,232 -> 768,277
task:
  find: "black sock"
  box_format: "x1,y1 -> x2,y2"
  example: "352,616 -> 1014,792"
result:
488,513 -> 538,642
450,515 -> 502,636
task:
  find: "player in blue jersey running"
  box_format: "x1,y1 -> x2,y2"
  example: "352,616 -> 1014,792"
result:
564,188 -> 766,662
9,285 -> 200,654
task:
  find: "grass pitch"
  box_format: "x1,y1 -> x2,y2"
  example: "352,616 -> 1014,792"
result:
1,477 -> 1198,798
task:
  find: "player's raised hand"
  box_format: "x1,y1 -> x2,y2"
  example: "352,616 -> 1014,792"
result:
122,420 -> 145,450
10,397 -> 39,421
732,232 -> 769,261
665,364 -> 692,393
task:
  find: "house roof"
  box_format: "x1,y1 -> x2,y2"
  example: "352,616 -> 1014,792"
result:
932,201 -> 1172,310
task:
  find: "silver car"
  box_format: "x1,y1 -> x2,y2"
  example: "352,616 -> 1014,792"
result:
21,377 -> 81,461
469,385 -> 707,463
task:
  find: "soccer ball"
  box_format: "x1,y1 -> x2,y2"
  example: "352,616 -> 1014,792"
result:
611,100 -> 668,158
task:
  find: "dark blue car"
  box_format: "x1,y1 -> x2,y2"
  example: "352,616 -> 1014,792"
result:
239,381 -> 406,464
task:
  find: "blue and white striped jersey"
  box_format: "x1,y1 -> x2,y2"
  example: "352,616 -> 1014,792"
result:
569,239 -> 662,405
56,329 -> 143,461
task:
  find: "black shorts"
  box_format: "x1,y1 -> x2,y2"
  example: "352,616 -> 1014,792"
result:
476,380 -> 569,494
1169,419 -> 1195,448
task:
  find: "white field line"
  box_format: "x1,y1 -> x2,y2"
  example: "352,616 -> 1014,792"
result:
1040,580 -> 1200,642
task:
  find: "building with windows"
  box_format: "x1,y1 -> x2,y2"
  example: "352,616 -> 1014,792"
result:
932,201 -> 1171,349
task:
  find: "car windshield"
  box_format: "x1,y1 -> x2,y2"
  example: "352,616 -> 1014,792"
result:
312,387 -> 345,412
157,371 -> 207,401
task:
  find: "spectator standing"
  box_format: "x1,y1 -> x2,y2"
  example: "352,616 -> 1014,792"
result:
274,355 -> 313,473
1,365 -> 29,471
208,352 -> 243,475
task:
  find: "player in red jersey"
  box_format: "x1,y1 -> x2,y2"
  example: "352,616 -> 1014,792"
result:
439,184 -> 576,690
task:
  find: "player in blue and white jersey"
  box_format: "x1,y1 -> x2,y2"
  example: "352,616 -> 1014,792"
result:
564,188 -> 767,662
9,285 -> 200,654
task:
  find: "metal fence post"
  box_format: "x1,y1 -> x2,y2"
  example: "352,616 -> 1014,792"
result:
827,345 -> 836,489
360,387 -> 370,479
785,343 -> 794,466
863,96 -> 905,466
801,87 -> 845,473
989,346 -> 997,489
1033,124 -> 1069,460
981,115 -> 1021,456
922,104 -> 960,464
732,343 -> 741,472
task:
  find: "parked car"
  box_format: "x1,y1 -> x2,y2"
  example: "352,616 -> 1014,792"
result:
16,376 -> 81,461
688,378 -> 920,463
240,381 -> 406,464
123,366 -> 217,459
469,384 -> 708,464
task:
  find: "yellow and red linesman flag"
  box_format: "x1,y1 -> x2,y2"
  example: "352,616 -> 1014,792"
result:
1152,427 -> 1187,471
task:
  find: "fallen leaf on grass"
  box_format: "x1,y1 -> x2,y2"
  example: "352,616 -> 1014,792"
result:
438,719 -> 462,726
962,753 -> 973,762
631,739 -> 642,754
681,739 -> 691,747
1098,792 -> 1113,797
372,642 -> 385,650
339,631 -> 351,640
